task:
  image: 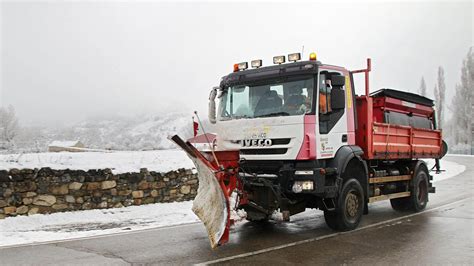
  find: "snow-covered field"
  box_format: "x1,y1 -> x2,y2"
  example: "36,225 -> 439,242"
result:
0,156 -> 468,248
0,150 -> 193,174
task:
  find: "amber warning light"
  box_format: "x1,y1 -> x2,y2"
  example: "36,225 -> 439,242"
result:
233,62 -> 248,72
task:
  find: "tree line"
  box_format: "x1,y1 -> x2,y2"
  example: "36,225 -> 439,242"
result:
418,48 -> 473,154
0,105 -> 19,151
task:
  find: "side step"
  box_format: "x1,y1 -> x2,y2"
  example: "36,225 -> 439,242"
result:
369,174 -> 411,184
369,191 -> 411,203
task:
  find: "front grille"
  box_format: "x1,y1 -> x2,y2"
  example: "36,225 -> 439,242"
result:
240,148 -> 288,155
271,138 -> 291,145
240,160 -> 288,174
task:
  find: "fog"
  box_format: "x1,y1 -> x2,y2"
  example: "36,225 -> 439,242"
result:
0,1 -> 472,126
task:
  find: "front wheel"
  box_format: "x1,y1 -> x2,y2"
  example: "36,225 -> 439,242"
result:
324,178 -> 365,231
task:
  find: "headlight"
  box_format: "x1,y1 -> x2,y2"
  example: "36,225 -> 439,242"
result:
292,180 -> 314,193
292,183 -> 303,193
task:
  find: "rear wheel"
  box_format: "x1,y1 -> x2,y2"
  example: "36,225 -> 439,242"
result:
411,168 -> 429,212
324,178 -> 364,231
390,167 -> 429,212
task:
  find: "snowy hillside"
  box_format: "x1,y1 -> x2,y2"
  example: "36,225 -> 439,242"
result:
72,112 -> 194,150
13,112 -> 195,152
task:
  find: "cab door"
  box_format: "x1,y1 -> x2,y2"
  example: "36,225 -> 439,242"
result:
316,70 -> 353,158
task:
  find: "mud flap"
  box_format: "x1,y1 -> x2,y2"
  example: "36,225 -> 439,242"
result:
170,135 -> 237,249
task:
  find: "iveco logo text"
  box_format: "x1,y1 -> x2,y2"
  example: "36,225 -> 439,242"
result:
241,139 -> 272,147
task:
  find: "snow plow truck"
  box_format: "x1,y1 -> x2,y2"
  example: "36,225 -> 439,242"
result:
171,53 -> 447,248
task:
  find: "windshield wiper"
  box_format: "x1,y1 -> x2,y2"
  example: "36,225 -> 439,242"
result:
254,112 -> 290,118
233,115 -> 250,119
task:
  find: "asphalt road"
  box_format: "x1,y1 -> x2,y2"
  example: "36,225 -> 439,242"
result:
1,155 -> 472,265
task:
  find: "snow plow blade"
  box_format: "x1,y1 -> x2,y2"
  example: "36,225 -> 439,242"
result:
170,135 -> 239,249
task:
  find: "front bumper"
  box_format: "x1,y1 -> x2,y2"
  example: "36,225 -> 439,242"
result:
240,160 -> 339,198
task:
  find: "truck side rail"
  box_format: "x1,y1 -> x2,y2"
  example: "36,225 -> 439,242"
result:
372,122 -> 442,159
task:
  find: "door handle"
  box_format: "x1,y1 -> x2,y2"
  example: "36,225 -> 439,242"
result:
342,134 -> 348,143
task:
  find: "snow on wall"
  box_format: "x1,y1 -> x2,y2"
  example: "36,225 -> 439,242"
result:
0,150 -> 193,174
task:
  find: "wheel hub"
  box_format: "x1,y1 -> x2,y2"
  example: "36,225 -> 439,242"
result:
346,193 -> 359,217
417,180 -> 427,204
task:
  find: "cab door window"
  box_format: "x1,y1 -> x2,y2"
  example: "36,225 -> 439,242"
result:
319,71 -> 345,134
319,74 -> 332,114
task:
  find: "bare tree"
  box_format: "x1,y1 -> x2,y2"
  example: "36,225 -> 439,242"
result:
0,105 -> 19,150
434,67 -> 446,128
419,76 -> 427,97
451,48 -> 474,153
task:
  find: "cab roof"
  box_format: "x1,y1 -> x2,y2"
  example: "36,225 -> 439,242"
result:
220,60 -> 322,88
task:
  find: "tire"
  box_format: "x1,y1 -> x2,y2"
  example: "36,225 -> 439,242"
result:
390,167 -> 429,212
324,178 -> 365,231
410,167 -> 429,212
323,210 -> 338,230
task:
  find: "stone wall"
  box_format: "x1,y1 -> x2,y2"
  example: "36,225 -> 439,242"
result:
0,167 -> 198,219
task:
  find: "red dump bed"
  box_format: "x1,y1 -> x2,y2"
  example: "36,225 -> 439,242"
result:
355,89 -> 443,160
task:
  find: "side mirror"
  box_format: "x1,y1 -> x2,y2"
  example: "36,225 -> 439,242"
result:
208,87 -> 218,124
331,75 -> 345,87
331,88 -> 345,110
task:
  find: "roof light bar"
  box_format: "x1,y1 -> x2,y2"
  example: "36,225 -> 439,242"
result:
251,59 -> 262,68
288,53 -> 301,62
273,55 -> 285,65
309,52 -> 317,61
238,62 -> 248,71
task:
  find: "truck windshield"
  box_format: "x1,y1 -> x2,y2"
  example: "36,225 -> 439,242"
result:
218,77 -> 314,121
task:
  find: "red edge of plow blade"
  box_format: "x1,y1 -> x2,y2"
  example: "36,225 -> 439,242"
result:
170,135 -> 239,248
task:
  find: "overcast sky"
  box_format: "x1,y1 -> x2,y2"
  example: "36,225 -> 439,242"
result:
0,1 -> 472,126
